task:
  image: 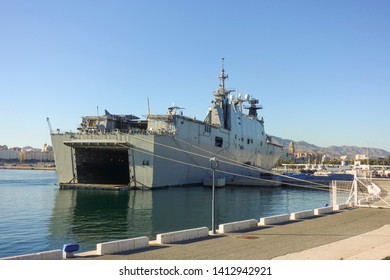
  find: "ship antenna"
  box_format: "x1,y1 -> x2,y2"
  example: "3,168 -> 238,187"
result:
147,97 -> 151,119
218,58 -> 228,93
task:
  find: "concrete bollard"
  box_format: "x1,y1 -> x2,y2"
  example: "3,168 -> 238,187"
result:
219,219 -> 258,233
314,206 -> 334,215
333,203 -> 348,211
259,214 -> 291,225
97,236 -> 149,256
290,209 -> 315,220
156,227 -> 209,244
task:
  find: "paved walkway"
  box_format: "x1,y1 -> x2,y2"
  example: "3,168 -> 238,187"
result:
273,224 -> 390,260
77,208 -> 390,260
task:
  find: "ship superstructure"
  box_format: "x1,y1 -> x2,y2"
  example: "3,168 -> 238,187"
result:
51,62 -> 283,189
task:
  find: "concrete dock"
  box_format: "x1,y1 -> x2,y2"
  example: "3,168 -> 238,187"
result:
76,207 -> 390,260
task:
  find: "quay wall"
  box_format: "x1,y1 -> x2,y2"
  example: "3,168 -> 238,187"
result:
0,250 -> 62,260
1,203 -> 354,259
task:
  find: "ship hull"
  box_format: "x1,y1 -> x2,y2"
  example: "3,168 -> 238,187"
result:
51,122 -> 282,189
50,64 -> 283,189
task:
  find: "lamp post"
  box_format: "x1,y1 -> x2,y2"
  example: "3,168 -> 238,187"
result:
210,157 -> 218,234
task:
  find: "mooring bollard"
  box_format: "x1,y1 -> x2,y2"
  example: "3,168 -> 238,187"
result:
63,243 -> 80,259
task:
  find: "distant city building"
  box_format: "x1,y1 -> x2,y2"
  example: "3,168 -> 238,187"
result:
288,141 -> 295,154
0,144 -> 54,162
278,141 -> 296,161
0,149 -> 19,160
355,154 -> 369,160
22,150 -> 54,162
42,143 -> 53,152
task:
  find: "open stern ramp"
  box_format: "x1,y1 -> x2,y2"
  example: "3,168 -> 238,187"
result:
63,140 -> 134,186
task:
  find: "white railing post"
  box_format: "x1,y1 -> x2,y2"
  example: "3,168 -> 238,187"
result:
353,175 -> 358,205
332,180 -> 338,206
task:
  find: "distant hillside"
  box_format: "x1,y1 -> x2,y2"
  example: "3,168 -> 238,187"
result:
272,136 -> 390,159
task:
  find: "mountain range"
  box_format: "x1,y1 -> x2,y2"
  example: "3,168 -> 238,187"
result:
272,136 -> 390,159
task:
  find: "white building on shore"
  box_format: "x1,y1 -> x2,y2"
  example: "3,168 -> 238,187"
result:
0,144 -> 54,162
0,149 -> 19,161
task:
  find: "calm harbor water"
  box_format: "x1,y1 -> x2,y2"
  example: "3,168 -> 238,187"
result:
0,169 -> 330,258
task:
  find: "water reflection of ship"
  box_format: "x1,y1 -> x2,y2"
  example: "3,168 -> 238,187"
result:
48,189 -> 153,252
48,185 -> 327,253
48,188 -> 216,252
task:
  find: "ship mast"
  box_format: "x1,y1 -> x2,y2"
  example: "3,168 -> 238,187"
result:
214,58 -> 232,98
218,58 -> 228,95
211,58 -> 234,129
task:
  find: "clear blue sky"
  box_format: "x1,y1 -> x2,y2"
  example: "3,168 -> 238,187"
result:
1,0 -> 389,152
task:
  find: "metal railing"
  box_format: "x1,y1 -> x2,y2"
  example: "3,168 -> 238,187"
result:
331,175 -> 390,209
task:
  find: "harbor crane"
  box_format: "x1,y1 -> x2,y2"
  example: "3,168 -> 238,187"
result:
46,117 -> 53,134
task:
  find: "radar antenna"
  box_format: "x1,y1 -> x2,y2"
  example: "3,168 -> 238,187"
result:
168,104 -> 185,115
244,98 -> 263,117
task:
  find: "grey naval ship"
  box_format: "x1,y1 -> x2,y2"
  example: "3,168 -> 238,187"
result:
51,62 -> 283,189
